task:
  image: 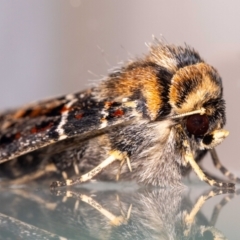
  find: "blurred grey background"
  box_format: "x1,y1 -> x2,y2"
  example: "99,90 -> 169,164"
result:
0,1 -> 239,174
0,1 -> 240,237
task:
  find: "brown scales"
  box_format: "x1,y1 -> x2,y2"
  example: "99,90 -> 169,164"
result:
100,65 -> 163,120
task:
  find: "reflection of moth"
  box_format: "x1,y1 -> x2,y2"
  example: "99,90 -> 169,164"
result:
0,187 -> 236,239
0,40 -> 238,188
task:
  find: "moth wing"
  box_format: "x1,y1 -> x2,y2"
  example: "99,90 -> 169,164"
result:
0,91 -> 141,163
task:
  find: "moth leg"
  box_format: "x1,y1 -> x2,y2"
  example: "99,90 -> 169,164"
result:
80,194 -> 131,226
210,148 -> 240,183
116,156 -> 132,181
199,226 -> 228,239
184,189 -> 230,237
5,163 -> 58,185
210,189 -> 240,226
54,190 -> 131,226
201,169 -> 226,182
50,150 -> 128,188
61,171 -> 68,180
210,194 -> 233,226
10,188 -> 58,211
185,189 -> 219,226
185,151 -> 235,188
116,194 -> 132,223
73,161 -> 80,175
116,160 -> 124,181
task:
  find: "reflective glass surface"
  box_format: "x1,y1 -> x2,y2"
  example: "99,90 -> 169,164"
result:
0,181 -> 239,240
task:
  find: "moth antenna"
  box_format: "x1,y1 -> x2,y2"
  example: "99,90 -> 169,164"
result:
97,45 -> 111,67
171,108 -> 206,119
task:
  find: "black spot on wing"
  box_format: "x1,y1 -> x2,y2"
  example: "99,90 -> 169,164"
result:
62,96 -> 138,138
45,103 -> 66,117
21,109 -> 33,118
46,118 -> 61,140
0,134 -> 17,146
63,100 -> 105,136
0,117 -> 61,162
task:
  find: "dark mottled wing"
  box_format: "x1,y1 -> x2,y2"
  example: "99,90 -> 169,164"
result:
0,90 -> 139,163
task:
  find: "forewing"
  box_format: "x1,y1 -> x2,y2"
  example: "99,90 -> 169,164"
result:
0,90 -> 140,163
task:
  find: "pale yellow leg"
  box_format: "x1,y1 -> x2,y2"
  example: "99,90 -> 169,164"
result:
5,163 -> 57,185
63,190 -> 131,226
184,189 -> 225,237
185,190 -> 218,226
50,150 -> 130,188
185,151 -> 234,189
116,156 -> 132,181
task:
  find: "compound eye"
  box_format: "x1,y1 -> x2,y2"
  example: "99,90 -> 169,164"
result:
186,114 -> 209,136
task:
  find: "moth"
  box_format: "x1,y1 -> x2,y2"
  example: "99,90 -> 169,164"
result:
0,40 -> 238,188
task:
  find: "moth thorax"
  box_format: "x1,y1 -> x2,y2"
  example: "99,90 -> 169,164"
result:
169,62 -> 222,115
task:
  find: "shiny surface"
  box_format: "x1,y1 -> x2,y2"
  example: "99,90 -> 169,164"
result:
0,180 -> 239,240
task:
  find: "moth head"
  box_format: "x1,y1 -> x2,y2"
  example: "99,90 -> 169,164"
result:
170,62 -> 228,149
184,113 -> 229,149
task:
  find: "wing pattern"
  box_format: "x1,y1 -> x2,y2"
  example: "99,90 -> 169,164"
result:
0,90 -> 140,163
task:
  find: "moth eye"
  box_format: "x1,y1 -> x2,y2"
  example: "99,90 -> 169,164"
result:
186,114 -> 209,136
